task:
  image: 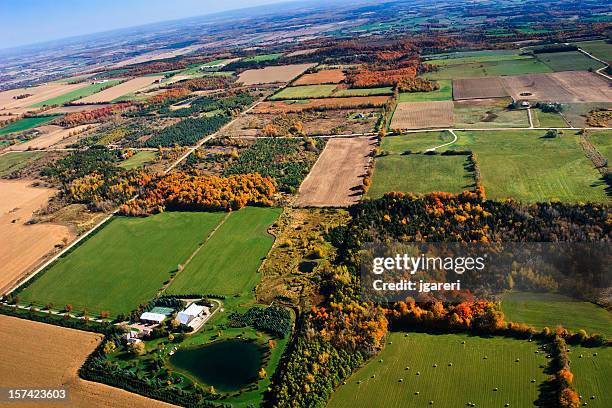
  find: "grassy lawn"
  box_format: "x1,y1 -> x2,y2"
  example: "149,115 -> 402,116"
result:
166,207 -> 281,296
452,130 -> 609,202
0,115 -> 59,135
574,40 -> 612,61
328,332 -> 548,408
424,58 -> 552,80
502,292 -> 612,337
531,109 -> 568,128
19,212 -> 226,316
397,80 -> 452,102
243,53 -> 283,62
368,154 -> 473,198
381,131 -> 453,154
118,151 -> 157,169
536,51 -> 605,72
0,151 -> 45,176
270,85 -> 337,100
29,80 -> 123,107
570,345 -> 611,407
454,99 -> 529,128
587,130 -> 612,160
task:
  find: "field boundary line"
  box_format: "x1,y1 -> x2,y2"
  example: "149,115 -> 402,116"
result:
158,211 -> 232,295
577,47 -> 612,81
527,108 -> 534,128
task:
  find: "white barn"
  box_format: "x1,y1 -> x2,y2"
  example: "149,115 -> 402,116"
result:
140,312 -> 166,324
177,303 -> 207,325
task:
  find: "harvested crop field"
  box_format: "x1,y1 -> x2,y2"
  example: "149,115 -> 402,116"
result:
293,69 -> 346,85
0,82 -> 89,110
295,136 -> 376,207
253,96 -> 389,113
454,98 -> 529,128
0,315 -> 177,408
44,104 -> 112,114
390,101 -> 454,129
8,124 -> 96,151
453,77 -> 509,100
0,180 -> 73,294
75,76 -> 163,103
501,71 -> 612,103
237,63 -> 316,85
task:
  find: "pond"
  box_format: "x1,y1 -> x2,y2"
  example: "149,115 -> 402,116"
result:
169,339 -> 265,392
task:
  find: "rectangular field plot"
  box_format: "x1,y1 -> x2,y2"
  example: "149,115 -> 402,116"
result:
19,212 -> 226,316
328,332 -> 548,408
166,207 -> 281,296
501,72 -> 612,103
531,109 -> 568,128
390,101 -> 454,130
588,131 -> 612,159
293,69 -> 345,85
0,115 -> 59,136
536,51 -> 605,72
270,85 -> 337,100
0,151 -> 45,176
453,77 -> 509,100
368,154 -> 473,198
295,136 -> 376,207
0,82 -> 90,110
563,103 -> 612,128
237,63 -> 316,85
75,76 -> 162,103
570,345 -> 611,408
575,40 -> 612,61
397,79 -> 452,102
29,80 -> 123,107
253,96 -> 389,113
453,130 -> 609,202
454,98 -> 529,128
424,58 -> 552,80
381,131 -> 454,154
502,292 -> 612,337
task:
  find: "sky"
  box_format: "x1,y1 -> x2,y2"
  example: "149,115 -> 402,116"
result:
0,0 -> 293,49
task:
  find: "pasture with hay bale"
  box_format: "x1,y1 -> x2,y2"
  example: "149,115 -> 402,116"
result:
569,345 -> 611,408
328,332 -> 548,408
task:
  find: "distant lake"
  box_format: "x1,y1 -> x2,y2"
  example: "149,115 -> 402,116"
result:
169,339 -> 265,391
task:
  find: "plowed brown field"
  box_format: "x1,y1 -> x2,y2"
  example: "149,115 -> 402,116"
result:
453,77 -> 509,100
75,76 -> 163,103
295,136 -> 376,207
0,315 -> 177,408
390,101 -> 454,129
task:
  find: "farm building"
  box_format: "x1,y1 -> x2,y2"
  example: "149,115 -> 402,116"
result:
177,303 -> 209,325
140,312 -> 166,324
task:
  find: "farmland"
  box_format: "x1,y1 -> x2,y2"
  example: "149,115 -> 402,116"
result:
502,292 -> 612,337
253,96 -> 389,113
8,124 -> 95,151
570,346 -> 611,408
166,207 -> 281,295
453,98 -> 529,128
536,51 -> 605,72
453,77 -> 508,100
75,77 -> 163,103
293,69 -> 346,85
237,63 -> 316,85
18,212 -> 226,316
0,82 -> 90,110
29,80 -> 123,107
424,57 -> 552,80
390,101 -> 454,129
575,40 -> 612,61
295,136 -> 376,207
118,150 -> 157,169
328,332 -> 548,408
0,151 -> 45,176
0,315 -> 175,408
270,84 -> 337,99
0,115 -> 59,136
501,72 -> 612,103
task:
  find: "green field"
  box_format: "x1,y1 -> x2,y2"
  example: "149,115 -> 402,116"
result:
0,151 -> 45,176
531,109 -> 568,128
166,207 -> 281,296
380,131 -> 453,153
243,53 -> 283,62
424,58 -> 552,80
536,51 -> 605,72
19,212 -> 226,316
118,151 -> 157,169
368,153 -> 472,198
0,116 -> 59,135
570,346 -> 611,407
452,130 -> 608,202
588,130 -> 612,159
334,87 -> 394,97
328,332 -> 548,408
575,40 -> 612,61
397,80 -> 452,102
425,50 -> 526,66
502,292 -> 612,337
454,99 -> 529,128
270,85 -> 337,100
29,80 -> 123,107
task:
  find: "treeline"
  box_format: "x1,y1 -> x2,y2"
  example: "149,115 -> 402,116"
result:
228,306 -> 292,338
145,116 -> 229,147
56,103 -> 134,126
118,172 -> 275,215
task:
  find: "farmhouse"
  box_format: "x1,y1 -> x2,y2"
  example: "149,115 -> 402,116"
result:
177,303 -> 209,325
